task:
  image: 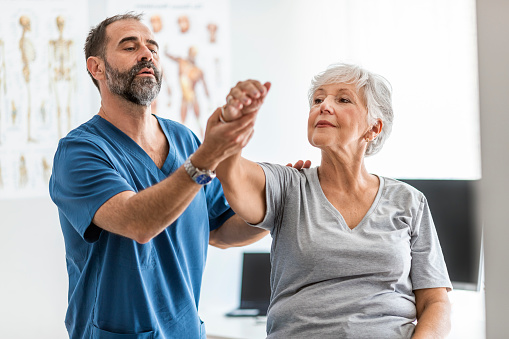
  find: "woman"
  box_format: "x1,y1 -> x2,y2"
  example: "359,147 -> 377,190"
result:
210,63 -> 452,338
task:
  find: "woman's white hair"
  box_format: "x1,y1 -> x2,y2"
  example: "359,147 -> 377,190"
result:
308,63 -> 394,157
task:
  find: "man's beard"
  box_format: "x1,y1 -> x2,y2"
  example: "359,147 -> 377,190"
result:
104,59 -> 162,106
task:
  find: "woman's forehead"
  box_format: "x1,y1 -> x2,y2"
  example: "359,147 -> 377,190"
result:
314,82 -> 359,95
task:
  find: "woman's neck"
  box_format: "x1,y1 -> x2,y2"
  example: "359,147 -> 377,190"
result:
318,149 -> 374,192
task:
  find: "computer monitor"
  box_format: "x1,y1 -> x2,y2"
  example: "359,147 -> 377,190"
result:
399,179 -> 482,290
226,252 -> 271,317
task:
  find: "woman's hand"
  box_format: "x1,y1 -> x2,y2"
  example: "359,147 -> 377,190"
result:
222,80 -> 271,122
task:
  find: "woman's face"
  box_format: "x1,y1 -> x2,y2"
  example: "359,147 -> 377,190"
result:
307,82 -> 371,153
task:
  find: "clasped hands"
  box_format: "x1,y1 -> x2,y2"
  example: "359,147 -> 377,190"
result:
221,80 -> 271,123
203,80 -> 310,170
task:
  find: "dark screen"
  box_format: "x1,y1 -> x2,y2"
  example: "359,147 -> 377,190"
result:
240,252 -> 271,310
399,179 -> 481,289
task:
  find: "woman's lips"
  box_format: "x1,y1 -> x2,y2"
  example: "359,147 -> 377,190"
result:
315,120 -> 336,128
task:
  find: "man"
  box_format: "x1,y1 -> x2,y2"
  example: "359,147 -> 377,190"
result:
49,13 -> 267,338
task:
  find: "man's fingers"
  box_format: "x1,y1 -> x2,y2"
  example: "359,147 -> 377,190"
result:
285,160 -> 311,170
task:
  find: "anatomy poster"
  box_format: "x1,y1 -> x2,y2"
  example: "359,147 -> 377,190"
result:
106,0 -> 232,139
0,0 -> 88,199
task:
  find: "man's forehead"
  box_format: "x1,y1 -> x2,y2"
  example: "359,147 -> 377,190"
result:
107,19 -> 154,45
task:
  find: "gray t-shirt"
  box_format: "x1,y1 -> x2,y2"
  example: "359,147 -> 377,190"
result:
253,163 -> 452,339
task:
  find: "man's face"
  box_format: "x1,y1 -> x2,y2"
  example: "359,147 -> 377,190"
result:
102,19 -> 162,106
104,58 -> 162,106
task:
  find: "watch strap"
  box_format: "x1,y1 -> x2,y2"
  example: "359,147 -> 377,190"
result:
184,155 -> 216,185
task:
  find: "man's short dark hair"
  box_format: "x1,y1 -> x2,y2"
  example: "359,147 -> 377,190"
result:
84,12 -> 143,91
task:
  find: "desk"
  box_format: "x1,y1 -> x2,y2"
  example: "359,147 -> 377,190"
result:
201,290 -> 485,339
201,305 -> 267,339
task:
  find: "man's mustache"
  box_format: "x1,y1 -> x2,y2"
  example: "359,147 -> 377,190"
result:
129,61 -> 162,81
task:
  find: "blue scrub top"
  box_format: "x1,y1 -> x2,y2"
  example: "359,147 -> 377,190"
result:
49,115 -> 234,339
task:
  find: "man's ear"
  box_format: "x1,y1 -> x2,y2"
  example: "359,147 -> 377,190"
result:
87,56 -> 105,81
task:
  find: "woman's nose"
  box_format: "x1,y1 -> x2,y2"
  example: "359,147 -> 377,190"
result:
320,96 -> 334,115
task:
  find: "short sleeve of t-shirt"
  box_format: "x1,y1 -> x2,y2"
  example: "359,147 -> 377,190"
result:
49,136 -> 135,242
409,195 -> 452,291
249,162 -> 300,233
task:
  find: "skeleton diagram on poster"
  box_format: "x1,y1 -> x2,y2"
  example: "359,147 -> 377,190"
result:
107,0 -> 231,139
0,1 -> 88,199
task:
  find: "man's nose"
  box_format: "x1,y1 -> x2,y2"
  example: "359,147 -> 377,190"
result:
138,46 -> 153,62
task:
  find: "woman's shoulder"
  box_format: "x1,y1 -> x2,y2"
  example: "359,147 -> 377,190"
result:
258,162 -> 315,177
379,176 -> 425,203
257,162 -> 316,186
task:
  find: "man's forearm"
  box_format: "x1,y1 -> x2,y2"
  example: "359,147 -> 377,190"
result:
93,164 -> 204,243
209,215 -> 269,249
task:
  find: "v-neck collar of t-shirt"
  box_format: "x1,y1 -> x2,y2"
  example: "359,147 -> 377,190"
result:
93,114 -> 177,178
310,167 -> 385,232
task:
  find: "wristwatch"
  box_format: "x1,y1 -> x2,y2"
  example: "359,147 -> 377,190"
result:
184,155 -> 216,185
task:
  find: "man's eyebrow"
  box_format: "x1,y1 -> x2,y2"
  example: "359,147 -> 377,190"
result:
147,39 -> 159,49
118,36 -> 159,49
118,36 -> 138,46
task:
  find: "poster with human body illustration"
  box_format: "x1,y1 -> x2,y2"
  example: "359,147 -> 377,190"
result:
0,0 -> 88,199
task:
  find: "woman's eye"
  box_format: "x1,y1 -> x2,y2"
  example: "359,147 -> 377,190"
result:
340,98 -> 351,103
313,98 -> 323,104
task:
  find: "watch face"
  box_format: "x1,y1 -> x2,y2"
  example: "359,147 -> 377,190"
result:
195,174 -> 213,185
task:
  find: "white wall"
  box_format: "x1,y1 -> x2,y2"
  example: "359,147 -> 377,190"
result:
0,198 -> 68,338
476,0 -> 509,338
223,0 -> 480,180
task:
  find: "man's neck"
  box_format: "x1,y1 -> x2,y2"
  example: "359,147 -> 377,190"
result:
98,95 -> 157,146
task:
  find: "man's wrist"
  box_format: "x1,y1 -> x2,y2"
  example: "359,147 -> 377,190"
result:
184,154 -> 216,185
191,148 -> 220,171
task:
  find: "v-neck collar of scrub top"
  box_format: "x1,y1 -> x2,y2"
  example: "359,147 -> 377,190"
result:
93,114 -> 178,178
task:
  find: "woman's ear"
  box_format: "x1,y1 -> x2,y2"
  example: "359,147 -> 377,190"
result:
366,119 -> 383,141
372,119 -> 383,137
87,56 -> 105,81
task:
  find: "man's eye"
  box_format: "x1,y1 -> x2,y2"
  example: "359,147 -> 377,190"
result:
150,49 -> 158,54
124,47 -> 135,51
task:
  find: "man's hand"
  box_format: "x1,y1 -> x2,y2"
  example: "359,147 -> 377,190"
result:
286,160 -> 312,170
222,80 -> 271,122
194,107 -> 257,170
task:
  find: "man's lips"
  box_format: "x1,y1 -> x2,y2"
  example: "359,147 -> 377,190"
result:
137,68 -> 155,76
315,120 -> 336,128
